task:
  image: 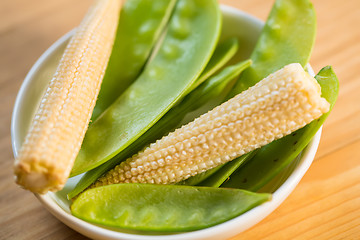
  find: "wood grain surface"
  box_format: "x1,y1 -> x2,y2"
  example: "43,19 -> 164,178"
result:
1,0 -> 359,239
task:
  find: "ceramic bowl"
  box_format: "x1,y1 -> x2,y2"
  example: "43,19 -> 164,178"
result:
11,5 -> 321,240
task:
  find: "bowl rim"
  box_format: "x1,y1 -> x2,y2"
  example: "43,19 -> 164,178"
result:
11,5 -> 321,240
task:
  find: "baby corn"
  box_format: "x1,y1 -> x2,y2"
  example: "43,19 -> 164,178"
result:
93,63 -> 330,188
14,0 -> 121,193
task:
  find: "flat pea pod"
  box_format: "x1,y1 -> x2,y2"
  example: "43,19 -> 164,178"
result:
71,184 -> 271,232
222,66 -> 339,191
71,0 -> 222,176
185,0 -> 317,187
181,151 -> 256,187
227,0 -> 316,98
68,60 -> 251,199
173,60 -> 251,118
197,150 -> 258,187
92,0 -> 177,121
188,37 -> 239,93
178,164 -> 222,186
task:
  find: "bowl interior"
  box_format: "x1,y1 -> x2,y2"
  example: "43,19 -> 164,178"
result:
11,5 -> 319,240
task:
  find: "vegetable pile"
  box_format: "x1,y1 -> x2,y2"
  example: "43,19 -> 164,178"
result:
14,0 -> 339,233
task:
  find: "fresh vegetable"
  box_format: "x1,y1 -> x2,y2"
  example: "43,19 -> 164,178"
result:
178,150 -> 257,186
187,37 -> 239,93
92,0 -> 177,121
13,0 -> 121,194
181,0 -> 318,187
197,150 -> 258,187
70,0 -> 222,177
68,59 -> 251,199
91,63 -> 329,188
228,0 -> 316,98
178,164 -> 223,186
71,184 -> 271,231
222,66 -> 339,191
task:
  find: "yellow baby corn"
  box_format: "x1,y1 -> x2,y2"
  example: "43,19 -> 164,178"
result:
93,63 -> 330,187
14,0 -> 121,194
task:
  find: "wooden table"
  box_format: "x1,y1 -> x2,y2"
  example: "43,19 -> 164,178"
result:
1,0 -> 359,239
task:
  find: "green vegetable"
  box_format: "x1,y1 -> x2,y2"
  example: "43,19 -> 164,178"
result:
68,60 -> 251,199
178,165 -> 222,186
228,0 -> 316,98
222,66 -> 339,191
198,150 -> 258,187
182,0 -> 317,188
92,0 -> 177,120
70,0 -> 222,176
198,0 -> 317,189
71,184 -> 271,231
188,37 -> 239,92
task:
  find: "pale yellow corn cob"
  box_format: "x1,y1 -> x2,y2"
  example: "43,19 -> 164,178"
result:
93,63 -> 330,188
14,0 -> 121,194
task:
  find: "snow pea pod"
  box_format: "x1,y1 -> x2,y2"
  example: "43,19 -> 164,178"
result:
173,60 -> 251,118
178,165 -> 222,186
181,150 -> 257,187
187,0 -> 316,188
71,184 -> 271,232
71,0 -> 222,176
207,0 -> 316,190
228,0 -> 316,98
198,150 -> 258,187
68,60 -> 251,199
222,66 -> 339,191
92,0 -> 177,120
188,37 -> 239,92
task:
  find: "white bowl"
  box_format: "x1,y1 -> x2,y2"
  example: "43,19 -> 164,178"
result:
11,5 -> 321,240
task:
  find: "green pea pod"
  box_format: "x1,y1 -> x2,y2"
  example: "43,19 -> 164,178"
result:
68,60 -> 251,199
186,0 -> 317,187
92,0 -> 177,121
70,0 -> 222,176
222,66 -> 339,191
178,165 -> 222,186
174,60 -> 251,115
71,184 -> 271,232
188,37 -> 239,92
181,151 -> 256,187
198,150 -> 258,187
227,0 -> 316,98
